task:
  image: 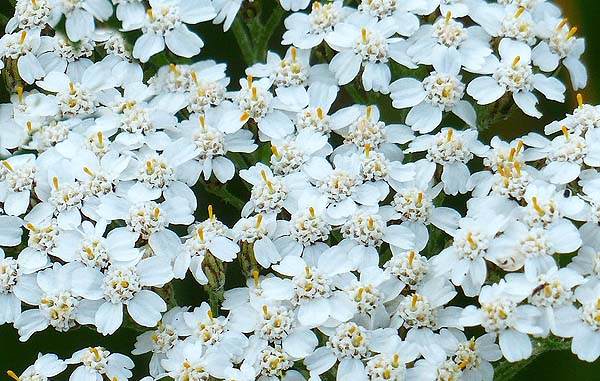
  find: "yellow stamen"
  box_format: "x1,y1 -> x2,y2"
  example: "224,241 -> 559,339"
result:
416,192 -> 423,207
561,125 -> 570,140
6,371 -> 20,381
83,166 -> 94,177
17,86 -> 23,103
411,294 -> 418,310
31,0 -> 38,8
458,360 -> 468,369
498,309 -> 508,319
199,115 -> 206,129
368,216 -> 375,231
207,309 -> 214,322
544,284 -> 552,297
366,105 -> 372,118
469,337 -> 476,350
253,270 -> 259,287
247,75 -> 253,89
531,196 -> 545,216
516,140 -> 524,154
97,131 -> 104,146
182,361 -> 191,369
352,334 -> 363,347
577,93 -> 583,109
2,161 -> 14,172
271,145 -> 280,158
565,26 -> 578,40
512,56 -> 521,67
316,107 -> 323,119
90,347 -> 101,361
190,71 -> 198,85
514,161 -> 521,176
197,227 -> 204,241
557,18 -> 568,30
291,47 -> 297,61
121,280 -> 129,288
240,111 -> 250,122
20,31 -> 27,45
255,214 -> 263,228
305,266 -> 311,277
408,251 -> 415,267
208,204 -> 214,220
308,206 -> 315,218
262,305 -> 268,315
467,232 -> 477,249
312,1 -> 321,9
355,288 -> 364,302
445,11 -> 451,24
26,223 -> 37,232
447,128 -> 454,142
515,6 -> 525,18
69,82 -> 75,93
153,207 -> 160,220
147,8 -> 153,20
361,28 -> 367,43
365,143 -> 371,157
146,160 -> 153,174
85,247 -> 94,260
52,176 -> 59,190
252,87 -> 257,100
509,147 -> 517,162
393,354 -> 400,367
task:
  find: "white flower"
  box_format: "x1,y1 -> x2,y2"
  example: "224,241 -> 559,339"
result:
406,12 -> 492,72
94,255 -> 173,334
390,48 -> 476,133
160,341 -> 231,381
461,280 -> 542,362
282,1 -> 350,49
0,154 -> 37,216
391,277 -> 461,354
486,219 -> 581,277
533,16 -> 587,90
14,262 -> 103,341
53,219 -> 141,269
467,38 -> 566,118
177,107 -> 256,183
407,128 -> 488,195
438,329 -> 502,381
67,347 -> 134,381
304,153 -> 385,219
98,186 -> 194,239
507,265 -> 583,336
132,307 -> 190,377
57,0 -> 113,42
6,353 -> 67,381
267,249 -> 355,327
0,29 -> 45,84
325,13 -> 416,93
132,0 -> 216,63
433,214 -> 509,297
232,76 -> 295,141
554,280 -> 600,361
247,47 -> 311,89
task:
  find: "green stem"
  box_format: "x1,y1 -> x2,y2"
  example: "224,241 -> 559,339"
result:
232,18 -> 257,66
201,181 -> 246,210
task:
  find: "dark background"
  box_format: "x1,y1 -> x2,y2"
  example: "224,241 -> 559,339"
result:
0,0 -> 599,379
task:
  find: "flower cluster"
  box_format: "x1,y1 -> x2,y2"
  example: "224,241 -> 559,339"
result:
1,0 -> 599,380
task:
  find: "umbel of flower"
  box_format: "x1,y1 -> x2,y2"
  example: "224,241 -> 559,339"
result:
5,0 -> 600,379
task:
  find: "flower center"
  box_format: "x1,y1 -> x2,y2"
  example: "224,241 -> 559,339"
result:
327,322 -> 370,359
102,265 -> 142,303
422,72 -> 465,110
354,28 -> 389,64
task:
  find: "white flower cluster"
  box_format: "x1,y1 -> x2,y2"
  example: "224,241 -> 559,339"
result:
1,0 -> 599,380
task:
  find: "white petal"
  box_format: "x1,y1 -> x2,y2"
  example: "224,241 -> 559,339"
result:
127,290 -> 166,327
